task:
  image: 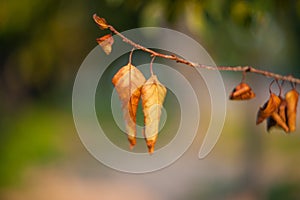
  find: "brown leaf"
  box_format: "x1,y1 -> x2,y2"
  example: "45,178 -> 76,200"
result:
112,63 -> 146,149
256,93 -> 281,125
93,14 -> 109,29
285,89 -> 299,132
141,75 -> 167,154
97,34 -> 114,55
270,112 -> 289,132
229,82 -> 255,100
278,99 -> 287,123
267,98 -> 288,132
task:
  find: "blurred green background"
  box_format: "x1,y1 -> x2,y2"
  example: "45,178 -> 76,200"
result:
1,0 -> 300,199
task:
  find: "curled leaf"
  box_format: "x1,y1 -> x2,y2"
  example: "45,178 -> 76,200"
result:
112,63 -> 146,148
285,89 -> 299,132
270,112 -> 289,132
97,34 -> 114,55
93,14 -> 109,29
141,75 -> 167,154
267,98 -> 288,132
278,99 -> 287,123
229,82 -> 255,100
256,93 -> 281,125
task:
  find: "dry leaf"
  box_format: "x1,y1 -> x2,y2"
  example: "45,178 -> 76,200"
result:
229,82 -> 255,100
256,93 -> 281,125
278,99 -> 287,123
285,89 -> 299,132
141,75 -> 167,154
267,98 -> 288,132
93,14 -> 109,29
112,63 -> 146,148
96,34 -> 114,55
270,112 -> 289,132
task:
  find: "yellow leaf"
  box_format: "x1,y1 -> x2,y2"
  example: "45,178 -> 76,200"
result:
112,64 -> 146,148
96,34 -> 114,55
93,14 -> 109,29
141,75 -> 167,154
229,82 -> 255,100
285,89 -> 299,132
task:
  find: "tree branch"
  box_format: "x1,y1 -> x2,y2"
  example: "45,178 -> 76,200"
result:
95,14 -> 300,84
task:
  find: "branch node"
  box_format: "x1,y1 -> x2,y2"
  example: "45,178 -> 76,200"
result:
170,55 -> 177,59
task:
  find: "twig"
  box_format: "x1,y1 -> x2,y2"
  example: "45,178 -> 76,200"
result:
94,14 -> 300,84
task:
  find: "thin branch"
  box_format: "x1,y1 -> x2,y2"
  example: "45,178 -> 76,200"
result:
95,15 -> 300,84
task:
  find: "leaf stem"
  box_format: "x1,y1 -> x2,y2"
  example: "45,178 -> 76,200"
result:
150,56 -> 156,76
128,48 -> 134,65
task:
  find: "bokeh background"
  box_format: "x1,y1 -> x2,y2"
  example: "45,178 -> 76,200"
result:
1,0 -> 300,199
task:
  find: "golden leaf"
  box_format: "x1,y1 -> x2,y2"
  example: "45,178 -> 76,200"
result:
112,63 -> 146,148
285,89 -> 299,132
229,82 -> 255,100
96,34 -> 114,55
256,93 -> 281,125
93,14 -> 109,29
141,75 -> 167,154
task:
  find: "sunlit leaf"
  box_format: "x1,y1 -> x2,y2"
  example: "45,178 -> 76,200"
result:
112,63 -> 146,148
96,34 -> 114,55
93,14 -> 109,29
141,75 -> 167,154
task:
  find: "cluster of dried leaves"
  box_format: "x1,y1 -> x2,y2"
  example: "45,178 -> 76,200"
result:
230,80 -> 299,133
93,14 -> 168,153
112,61 -> 167,154
93,14 -> 299,154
